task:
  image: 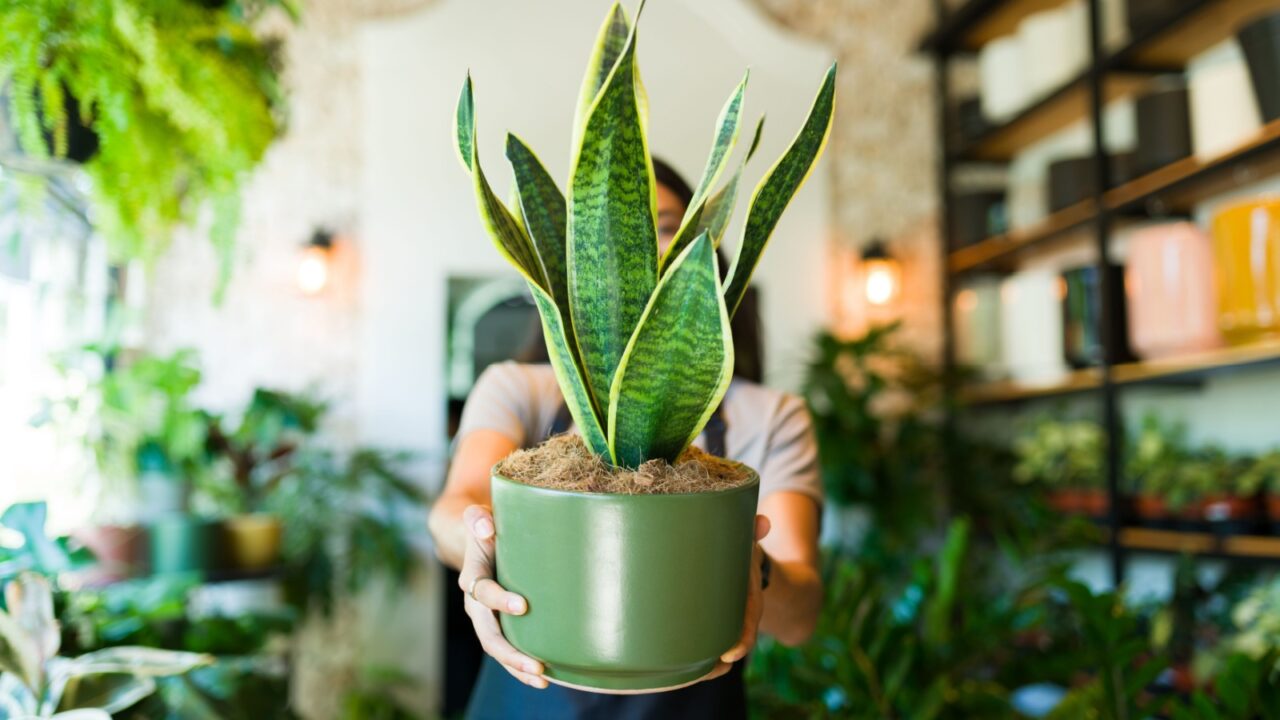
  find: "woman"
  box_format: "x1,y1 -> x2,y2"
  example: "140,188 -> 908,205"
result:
428,159 -> 823,719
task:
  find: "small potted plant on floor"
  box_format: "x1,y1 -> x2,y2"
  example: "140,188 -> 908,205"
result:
454,0 -> 835,692
206,388 -> 326,574
1013,417 -> 1108,517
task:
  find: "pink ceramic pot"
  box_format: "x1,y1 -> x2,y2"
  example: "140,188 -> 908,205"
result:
1125,222 -> 1222,359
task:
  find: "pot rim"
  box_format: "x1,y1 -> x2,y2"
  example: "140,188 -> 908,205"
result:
1214,195 -> 1280,217
491,466 -> 761,499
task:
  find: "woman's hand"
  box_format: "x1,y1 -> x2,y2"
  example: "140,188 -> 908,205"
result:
696,514 -> 773,683
458,504 -> 548,689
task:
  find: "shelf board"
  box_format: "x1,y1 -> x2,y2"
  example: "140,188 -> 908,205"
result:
919,0 -> 1074,54
949,199 -> 1095,272
1111,339 -> 1280,385
956,73 -> 1151,162
1105,118 -> 1280,212
1112,0 -> 1280,70
1118,527 -> 1280,560
959,367 -> 1101,405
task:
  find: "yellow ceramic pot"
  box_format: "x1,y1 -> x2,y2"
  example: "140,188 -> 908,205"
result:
1211,198 -> 1280,344
220,514 -> 283,572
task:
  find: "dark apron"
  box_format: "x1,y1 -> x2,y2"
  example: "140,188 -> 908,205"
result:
465,403 -> 746,720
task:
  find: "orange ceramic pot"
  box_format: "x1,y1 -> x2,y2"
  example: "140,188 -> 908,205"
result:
1211,198 -> 1280,344
1126,222 -> 1223,358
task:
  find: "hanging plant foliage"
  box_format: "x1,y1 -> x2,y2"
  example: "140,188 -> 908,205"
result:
0,0 -> 298,296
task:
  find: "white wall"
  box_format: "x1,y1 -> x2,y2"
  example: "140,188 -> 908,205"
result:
356,0 -> 835,483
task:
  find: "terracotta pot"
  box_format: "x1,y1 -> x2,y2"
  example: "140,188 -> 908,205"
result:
1079,489 -> 1110,517
1047,489 -> 1084,514
1210,198 -> 1280,345
1267,494 -> 1280,531
1132,494 -> 1170,521
1195,494 -> 1259,522
491,471 -> 759,692
1125,222 -> 1222,359
219,514 -> 283,573
71,524 -> 147,581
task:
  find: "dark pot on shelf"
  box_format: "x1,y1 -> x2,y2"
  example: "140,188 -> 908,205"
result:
954,96 -> 990,147
1061,264 -> 1133,368
1126,0 -> 1184,37
148,514 -> 216,575
1239,13 -> 1280,123
1134,78 -> 1193,176
1267,493 -> 1280,534
950,191 -> 1007,248
1047,153 -> 1136,212
491,471 -> 759,692
1047,489 -> 1084,514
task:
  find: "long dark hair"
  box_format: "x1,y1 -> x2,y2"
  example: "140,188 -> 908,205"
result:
519,157 -> 764,383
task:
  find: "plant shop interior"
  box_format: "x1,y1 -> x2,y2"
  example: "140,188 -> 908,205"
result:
11,0 -> 1280,717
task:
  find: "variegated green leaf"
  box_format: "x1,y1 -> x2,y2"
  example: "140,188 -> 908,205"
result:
724,62 -> 836,316
0,608 -> 42,696
658,74 -> 748,272
527,283 -> 611,460
573,2 -> 630,150
454,75 -> 548,290
57,674 -> 156,714
699,116 -> 765,248
506,134 -> 568,310
62,648 -> 213,678
684,72 -> 748,226
608,233 -> 733,467
568,10 -> 657,411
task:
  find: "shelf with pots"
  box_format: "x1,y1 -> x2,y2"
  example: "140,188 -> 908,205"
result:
1107,0 -> 1280,71
1114,528 -> 1280,559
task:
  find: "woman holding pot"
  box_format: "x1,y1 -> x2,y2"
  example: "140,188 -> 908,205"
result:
428,159 -> 825,719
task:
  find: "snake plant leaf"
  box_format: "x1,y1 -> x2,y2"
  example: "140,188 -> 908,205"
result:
573,2 -> 631,150
568,9 -> 658,410
658,73 -> 748,273
724,62 -> 836,317
454,75 -> 548,290
609,233 -> 733,467
506,134 -> 568,310
527,283 -> 612,460
699,116 -> 765,248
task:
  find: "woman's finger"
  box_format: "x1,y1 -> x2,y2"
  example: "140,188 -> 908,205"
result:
499,662 -> 549,689
471,576 -> 528,615
754,514 -> 771,542
468,599 -> 545,675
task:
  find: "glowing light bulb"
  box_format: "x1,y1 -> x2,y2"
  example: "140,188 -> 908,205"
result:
297,229 -> 335,296
859,240 -> 900,308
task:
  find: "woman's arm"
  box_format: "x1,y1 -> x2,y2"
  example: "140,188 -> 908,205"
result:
428,429 -> 515,570
757,490 -> 822,646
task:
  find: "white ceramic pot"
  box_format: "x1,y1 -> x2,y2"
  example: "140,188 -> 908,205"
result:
1188,39 -> 1262,159
980,35 -> 1028,123
953,275 -> 1005,379
1000,270 -> 1068,385
1019,8 -> 1072,100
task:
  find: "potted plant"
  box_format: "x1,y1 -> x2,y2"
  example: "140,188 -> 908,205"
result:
1238,450 -> 1280,534
1013,417 -> 1108,517
206,388 -> 326,574
454,0 -> 835,692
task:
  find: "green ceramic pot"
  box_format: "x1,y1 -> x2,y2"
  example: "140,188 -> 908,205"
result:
491,470 -> 760,693
147,514 -> 215,575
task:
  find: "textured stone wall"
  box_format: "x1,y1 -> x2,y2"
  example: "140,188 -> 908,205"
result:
753,0 -> 942,355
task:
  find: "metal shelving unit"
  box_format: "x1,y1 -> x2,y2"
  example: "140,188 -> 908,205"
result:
925,0 -> 1280,579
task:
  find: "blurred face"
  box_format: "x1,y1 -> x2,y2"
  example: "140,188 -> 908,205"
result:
656,182 -> 687,256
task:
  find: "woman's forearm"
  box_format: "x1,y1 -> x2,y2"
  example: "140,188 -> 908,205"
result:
759,556 -> 822,646
428,494 -> 475,570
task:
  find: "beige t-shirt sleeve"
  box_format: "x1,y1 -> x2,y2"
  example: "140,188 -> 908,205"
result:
454,361 -> 542,448
756,392 -> 823,509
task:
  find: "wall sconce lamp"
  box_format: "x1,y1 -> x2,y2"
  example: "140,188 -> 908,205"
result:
860,239 -> 901,307
296,228 -> 334,296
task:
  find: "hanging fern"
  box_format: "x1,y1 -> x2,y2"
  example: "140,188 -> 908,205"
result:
0,0 -> 297,296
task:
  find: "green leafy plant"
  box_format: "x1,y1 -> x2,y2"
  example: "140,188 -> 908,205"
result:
0,0 -> 296,293
0,503 -> 92,584
454,0 -> 836,468
1012,417 -> 1104,490
0,573 -> 210,718
1126,416 -> 1257,510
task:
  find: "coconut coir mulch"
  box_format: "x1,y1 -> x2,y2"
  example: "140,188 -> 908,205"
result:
496,433 -> 754,495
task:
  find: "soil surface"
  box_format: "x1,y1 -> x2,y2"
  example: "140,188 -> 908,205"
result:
496,433 -> 755,495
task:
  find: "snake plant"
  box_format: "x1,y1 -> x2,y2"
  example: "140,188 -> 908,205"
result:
455,0 -> 836,468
